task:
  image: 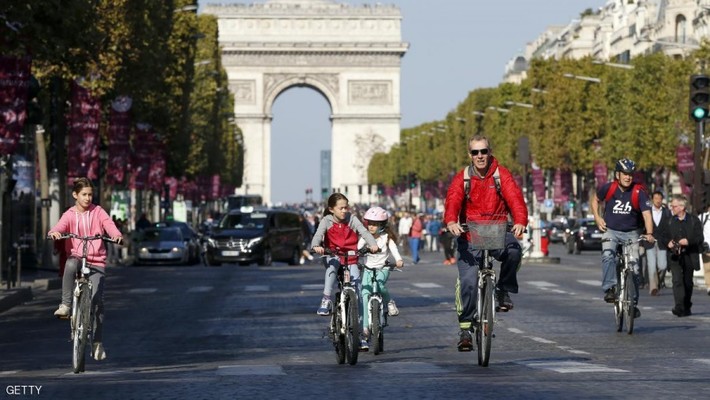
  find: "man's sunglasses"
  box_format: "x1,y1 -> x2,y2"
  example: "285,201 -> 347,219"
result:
470,148 -> 489,156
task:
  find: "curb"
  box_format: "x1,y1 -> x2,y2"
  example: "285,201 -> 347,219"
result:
0,287 -> 33,314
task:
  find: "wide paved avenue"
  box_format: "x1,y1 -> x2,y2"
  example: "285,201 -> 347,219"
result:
1,244 -> 709,399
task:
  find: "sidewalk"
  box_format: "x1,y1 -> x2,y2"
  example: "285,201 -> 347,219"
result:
0,268 -> 61,314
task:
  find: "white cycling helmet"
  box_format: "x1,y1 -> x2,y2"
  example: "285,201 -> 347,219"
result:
364,206 -> 389,222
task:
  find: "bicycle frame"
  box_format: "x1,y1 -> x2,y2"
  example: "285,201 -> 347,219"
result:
603,237 -> 639,334
50,233 -> 119,373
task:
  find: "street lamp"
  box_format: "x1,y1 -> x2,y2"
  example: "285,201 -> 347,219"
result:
504,101 -> 533,109
487,106 -> 510,113
592,60 -> 634,70
562,73 -> 601,84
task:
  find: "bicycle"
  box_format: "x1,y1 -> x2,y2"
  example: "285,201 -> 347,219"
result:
603,237 -> 642,335
461,220 -> 512,367
49,233 -> 120,373
361,262 -> 401,355
313,248 -> 364,365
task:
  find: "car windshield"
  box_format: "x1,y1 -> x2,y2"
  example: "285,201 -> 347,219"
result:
219,212 -> 268,230
144,229 -> 181,242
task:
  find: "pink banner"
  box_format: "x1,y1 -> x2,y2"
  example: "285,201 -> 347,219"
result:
67,80 -> 100,180
0,56 -> 30,155
129,123 -> 153,190
531,167 -> 545,202
676,145 -> 693,195
106,96 -> 132,185
210,174 -> 220,200
165,177 -> 178,200
594,161 -> 608,189
553,169 -> 571,204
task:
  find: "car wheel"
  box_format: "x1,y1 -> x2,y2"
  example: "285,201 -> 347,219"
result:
288,247 -> 300,266
261,248 -> 272,266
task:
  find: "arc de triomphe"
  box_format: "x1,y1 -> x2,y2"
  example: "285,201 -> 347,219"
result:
203,0 -> 407,204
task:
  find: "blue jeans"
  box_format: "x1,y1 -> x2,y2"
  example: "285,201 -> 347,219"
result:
455,232 -> 521,328
409,237 -> 421,263
601,229 -> 641,304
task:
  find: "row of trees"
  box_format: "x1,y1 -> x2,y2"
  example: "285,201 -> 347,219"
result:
1,0 -> 242,202
368,43 -> 710,195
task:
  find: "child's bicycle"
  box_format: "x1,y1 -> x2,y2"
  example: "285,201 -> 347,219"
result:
313,248 -> 366,365
49,233 -> 120,373
361,262 -> 402,355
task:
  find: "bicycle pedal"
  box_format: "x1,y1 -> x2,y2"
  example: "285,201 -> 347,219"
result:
57,315 -> 70,320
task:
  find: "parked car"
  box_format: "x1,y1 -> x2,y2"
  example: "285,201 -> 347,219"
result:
154,220 -> 200,264
566,218 -> 603,254
548,221 -> 569,244
134,227 -> 193,265
203,207 -> 304,266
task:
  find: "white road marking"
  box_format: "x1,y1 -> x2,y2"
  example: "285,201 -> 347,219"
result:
507,328 -> 525,334
528,281 -> 559,288
0,371 -> 19,375
187,286 -> 213,293
129,288 -> 157,294
556,346 -> 590,355
244,285 -> 269,292
518,360 -> 629,373
216,365 -> 285,376
578,280 -> 601,287
692,359 -> 710,366
369,361 -> 446,374
412,282 -> 442,289
301,284 -> 322,291
525,336 -> 556,344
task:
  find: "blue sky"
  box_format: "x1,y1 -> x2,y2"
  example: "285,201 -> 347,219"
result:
204,0 -> 605,204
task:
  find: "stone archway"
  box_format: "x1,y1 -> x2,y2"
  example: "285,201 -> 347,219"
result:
204,0 -> 408,204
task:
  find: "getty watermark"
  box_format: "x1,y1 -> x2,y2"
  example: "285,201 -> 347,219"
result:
5,385 -> 42,395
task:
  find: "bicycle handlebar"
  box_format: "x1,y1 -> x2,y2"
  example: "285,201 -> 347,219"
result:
310,247 -> 372,257
48,233 -> 122,244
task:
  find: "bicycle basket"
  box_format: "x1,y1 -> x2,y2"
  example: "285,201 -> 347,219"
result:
466,220 -> 507,250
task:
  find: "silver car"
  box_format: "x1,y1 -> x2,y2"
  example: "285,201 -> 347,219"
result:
134,227 -> 191,265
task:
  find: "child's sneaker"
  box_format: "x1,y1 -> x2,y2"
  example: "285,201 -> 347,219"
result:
53,304 -> 70,317
387,300 -> 399,316
316,297 -> 332,316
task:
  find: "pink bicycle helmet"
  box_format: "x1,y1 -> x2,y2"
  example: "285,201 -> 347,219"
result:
364,206 -> 389,222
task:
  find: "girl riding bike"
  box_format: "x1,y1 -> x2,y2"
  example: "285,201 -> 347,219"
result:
358,206 -> 404,351
47,177 -> 123,361
311,193 -> 378,316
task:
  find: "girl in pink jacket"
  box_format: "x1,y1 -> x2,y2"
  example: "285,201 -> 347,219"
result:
48,177 -> 122,361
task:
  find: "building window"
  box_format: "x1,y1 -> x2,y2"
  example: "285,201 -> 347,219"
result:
675,15 -> 687,43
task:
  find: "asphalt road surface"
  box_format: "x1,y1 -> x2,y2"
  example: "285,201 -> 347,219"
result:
1,243 -> 708,399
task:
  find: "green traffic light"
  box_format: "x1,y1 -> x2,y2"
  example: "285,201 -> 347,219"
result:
693,107 -> 707,120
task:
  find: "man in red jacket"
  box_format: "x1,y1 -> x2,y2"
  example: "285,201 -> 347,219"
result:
444,135 -> 528,351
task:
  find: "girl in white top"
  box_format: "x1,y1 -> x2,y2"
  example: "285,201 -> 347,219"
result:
358,207 -> 404,348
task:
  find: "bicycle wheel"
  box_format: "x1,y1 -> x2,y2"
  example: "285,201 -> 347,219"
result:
614,283 -> 624,332
624,270 -> 635,335
477,275 -> 495,367
72,284 -> 91,373
371,297 -> 382,355
343,289 -> 359,365
332,295 -> 345,364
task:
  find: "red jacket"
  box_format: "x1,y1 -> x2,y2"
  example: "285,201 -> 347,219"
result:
444,157 -> 528,240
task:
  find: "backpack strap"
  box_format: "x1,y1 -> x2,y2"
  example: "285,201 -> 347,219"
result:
630,183 -> 640,210
604,181 -> 618,203
463,165 -> 501,202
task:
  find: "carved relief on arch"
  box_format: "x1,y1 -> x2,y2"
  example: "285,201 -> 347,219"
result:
263,72 -> 340,111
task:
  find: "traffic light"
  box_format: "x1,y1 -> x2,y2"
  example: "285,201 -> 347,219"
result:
689,74 -> 710,121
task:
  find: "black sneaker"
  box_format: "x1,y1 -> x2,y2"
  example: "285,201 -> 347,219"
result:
633,307 -> 641,318
604,288 -> 616,303
496,290 -> 513,312
457,329 -> 473,352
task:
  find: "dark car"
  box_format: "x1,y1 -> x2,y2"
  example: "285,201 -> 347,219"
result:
134,227 -> 192,265
203,207 -> 304,266
567,218 -> 603,254
548,220 -> 570,244
154,221 -> 200,264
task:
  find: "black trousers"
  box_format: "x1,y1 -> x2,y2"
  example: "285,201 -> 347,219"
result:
669,256 -> 694,313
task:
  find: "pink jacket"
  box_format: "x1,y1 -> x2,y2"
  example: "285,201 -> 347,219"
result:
48,204 -> 122,268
